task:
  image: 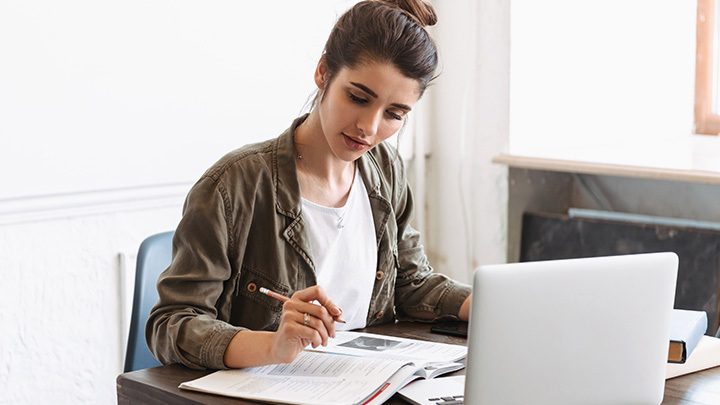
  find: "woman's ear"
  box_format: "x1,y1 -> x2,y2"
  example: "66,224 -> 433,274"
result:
314,55 -> 328,90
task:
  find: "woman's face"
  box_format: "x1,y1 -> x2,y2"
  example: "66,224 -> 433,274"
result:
315,62 -> 421,162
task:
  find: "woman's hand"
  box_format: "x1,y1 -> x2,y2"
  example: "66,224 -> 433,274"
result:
223,285 -> 343,368
270,285 -> 343,363
458,294 -> 471,321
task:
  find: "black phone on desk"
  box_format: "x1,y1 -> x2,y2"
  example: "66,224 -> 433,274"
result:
430,320 -> 468,338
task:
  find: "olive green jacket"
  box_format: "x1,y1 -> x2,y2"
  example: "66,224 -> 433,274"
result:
146,116 -> 471,370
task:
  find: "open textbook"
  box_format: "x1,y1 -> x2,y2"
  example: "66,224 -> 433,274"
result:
179,331 -> 467,405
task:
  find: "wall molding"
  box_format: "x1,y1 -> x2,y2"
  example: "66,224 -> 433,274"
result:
0,183 -> 192,226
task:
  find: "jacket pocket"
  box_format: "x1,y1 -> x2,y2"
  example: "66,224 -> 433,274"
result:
230,265 -> 290,331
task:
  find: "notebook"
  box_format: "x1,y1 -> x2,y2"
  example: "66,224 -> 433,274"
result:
400,252 -> 679,405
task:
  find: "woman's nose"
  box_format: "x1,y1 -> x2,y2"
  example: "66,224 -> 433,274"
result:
356,109 -> 381,137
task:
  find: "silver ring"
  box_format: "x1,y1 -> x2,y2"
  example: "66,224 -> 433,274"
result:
304,312 -> 310,326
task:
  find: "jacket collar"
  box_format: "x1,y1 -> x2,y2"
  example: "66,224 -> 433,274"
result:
274,116 -> 305,219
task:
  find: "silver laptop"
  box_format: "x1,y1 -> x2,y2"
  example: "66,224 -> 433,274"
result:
464,252 -> 678,405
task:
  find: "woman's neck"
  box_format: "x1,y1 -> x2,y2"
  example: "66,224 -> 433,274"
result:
294,112 -> 356,207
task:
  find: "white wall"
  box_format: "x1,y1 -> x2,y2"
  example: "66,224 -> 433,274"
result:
421,0 -> 509,284
0,0 -> 354,199
0,204 -> 181,404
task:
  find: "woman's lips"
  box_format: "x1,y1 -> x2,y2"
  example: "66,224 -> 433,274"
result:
343,134 -> 369,151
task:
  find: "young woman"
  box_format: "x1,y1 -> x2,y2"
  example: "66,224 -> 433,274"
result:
147,0 -> 472,370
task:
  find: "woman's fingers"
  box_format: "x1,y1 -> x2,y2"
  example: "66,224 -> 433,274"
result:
292,285 -> 343,319
283,301 -> 330,346
272,318 -> 317,363
272,285 -> 343,362
290,286 -> 341,337
300,312 -> 327,348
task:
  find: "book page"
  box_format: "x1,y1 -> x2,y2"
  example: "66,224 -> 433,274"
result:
359,362 -> 465,405
362,364 -> 425,405
179,350 -> 413,405
314,331 -> 467,365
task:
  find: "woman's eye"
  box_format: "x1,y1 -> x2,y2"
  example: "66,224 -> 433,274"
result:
387,111 -> 403,120
349,93 -> 367,104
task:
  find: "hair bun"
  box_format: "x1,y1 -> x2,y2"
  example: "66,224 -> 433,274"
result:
383,0 -> 438,27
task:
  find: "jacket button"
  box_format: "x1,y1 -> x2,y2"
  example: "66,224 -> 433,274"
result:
375,271 -> 384,280
375,311 -> 385,319
247,282 -> 257,293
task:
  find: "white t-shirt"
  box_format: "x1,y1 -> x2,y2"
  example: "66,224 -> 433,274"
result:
301,168 -> 377,330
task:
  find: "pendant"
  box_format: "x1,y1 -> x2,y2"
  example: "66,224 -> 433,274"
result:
338,217 -> 345,229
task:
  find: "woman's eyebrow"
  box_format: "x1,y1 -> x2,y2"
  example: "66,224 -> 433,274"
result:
350,81 -> 412,111
391,103 -> 412,112
350,81 -> 378,98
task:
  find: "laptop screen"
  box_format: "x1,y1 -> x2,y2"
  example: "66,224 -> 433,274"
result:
465,252 -> 678,405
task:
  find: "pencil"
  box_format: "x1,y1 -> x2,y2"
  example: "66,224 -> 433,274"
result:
259,287 -> 346,323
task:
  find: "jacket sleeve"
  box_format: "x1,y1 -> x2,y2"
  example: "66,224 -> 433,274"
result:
390,156 -> 471,320
146,176 -> 244,370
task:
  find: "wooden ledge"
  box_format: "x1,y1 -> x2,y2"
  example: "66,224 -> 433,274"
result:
492,154 -> 720,186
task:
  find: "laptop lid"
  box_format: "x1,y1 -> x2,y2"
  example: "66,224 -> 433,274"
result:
465,252 -> 678,405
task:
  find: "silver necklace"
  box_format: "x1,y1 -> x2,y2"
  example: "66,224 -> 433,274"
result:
296,151 -> 352,229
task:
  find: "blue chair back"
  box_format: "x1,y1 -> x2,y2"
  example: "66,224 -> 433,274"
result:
124,231 -> 174,372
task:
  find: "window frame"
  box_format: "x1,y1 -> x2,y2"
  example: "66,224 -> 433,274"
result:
695,0 -> 720,135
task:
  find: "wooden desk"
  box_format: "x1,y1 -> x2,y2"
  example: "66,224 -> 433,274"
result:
117,322 -> 720,405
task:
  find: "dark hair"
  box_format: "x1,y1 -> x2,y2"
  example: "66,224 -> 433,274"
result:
321,0 -> 439,98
